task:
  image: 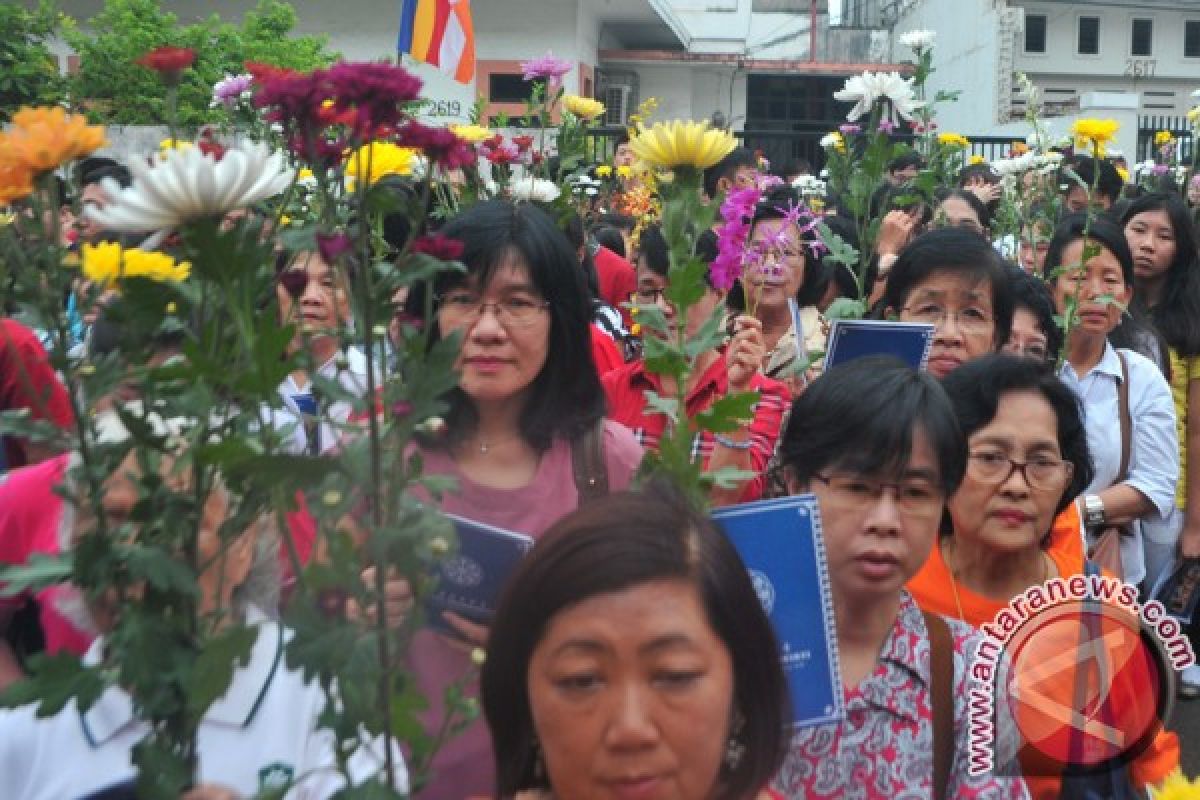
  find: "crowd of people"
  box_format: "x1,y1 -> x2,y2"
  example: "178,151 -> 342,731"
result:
2,111 -> 1200,800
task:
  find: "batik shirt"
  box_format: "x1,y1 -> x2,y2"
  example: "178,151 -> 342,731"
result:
772,592 -> 1030,799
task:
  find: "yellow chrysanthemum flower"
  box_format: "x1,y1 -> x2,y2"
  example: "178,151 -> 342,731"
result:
450,123 -> 492,144
1117,166 -> 1130,182
595,165 -> 613,178
629,120 -> 736,171
1148,768 -> 1200,800
0,106 -> 106,174
343,141 -> 418,187
159,138 -> 194,152
1071,118 -> 1120,155
80,242 -> 191,287
938,132 -> 970,148
1155,130 -> 1175,146
563,94 -> 606,121
297,167 -> 315,181
968,155 -> 986,165
616,165 -> 633,179
1189,107 -> 1200,125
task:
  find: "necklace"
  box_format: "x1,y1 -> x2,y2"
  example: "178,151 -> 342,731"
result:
472,433 -> 521,455
942,539 -> 1049,623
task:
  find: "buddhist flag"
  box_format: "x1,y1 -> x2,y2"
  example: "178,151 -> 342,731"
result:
398,0 -> 476,85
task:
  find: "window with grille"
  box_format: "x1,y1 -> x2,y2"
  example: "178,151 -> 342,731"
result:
1132,18 -> 1152,56
1025,14 -> 1046,53
1078,16 -> 1100,55
1186,20 -> 1200,58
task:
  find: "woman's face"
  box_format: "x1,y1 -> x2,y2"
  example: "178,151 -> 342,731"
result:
528,579 -> 735,800
1124,209 -> 1176,287
276,251 -> 351,340
745,217 -> 806,313
792,428 -> 944,602
936,196 -> 984,235
895,270 -> 997,379
948,390 -> 1071,556
1051,239 -> 1131,338
1003,307 -> 1050,363
438,258 -> 551,405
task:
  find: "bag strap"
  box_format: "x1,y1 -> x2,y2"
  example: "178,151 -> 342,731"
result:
571,418 -> 609,505
922,611 -> 954,800
1115,351 -> 1132,483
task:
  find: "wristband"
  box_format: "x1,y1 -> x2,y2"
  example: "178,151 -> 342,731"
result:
1083,494 -> 1106,528
713,432 -> 752,450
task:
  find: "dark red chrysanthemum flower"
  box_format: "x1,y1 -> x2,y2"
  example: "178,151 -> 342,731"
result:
398,121 -> 475,171
511,135 -> 535,152
411,234 -> 464,262
316,231 -> 353,264
136,46 -> 197,74
245,61 -> 299,84
325,62 -> 423,139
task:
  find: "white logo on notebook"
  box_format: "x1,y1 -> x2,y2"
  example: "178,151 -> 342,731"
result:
443,555 -> 484,587
749,569 -> 775,614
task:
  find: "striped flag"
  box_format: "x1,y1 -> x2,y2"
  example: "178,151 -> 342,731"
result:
398,0 -> 476,85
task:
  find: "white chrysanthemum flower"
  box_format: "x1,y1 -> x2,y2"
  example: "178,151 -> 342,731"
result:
899,30 -> 936,52
991,151 -> 1038,177
834,71 -> 923,125
87,141 -> 294,233
1191,88 -> 1200,100
508,176 -> 561,203
819,133 -> 840,149
792,174 -> 827,197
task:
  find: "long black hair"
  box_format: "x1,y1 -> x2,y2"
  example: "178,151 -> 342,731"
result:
1121,192 -> 1200,357
405,200 -> 605,451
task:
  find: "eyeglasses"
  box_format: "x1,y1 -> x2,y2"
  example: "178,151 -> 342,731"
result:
1004,340 -> 1049,362
437,291 -> 550,327
811,473 -> 944,516
902,304 -> 994,335
967,450 -> 1073,491
634,287 -> 667,304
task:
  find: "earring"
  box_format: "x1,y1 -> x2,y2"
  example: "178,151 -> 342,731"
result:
724,709 -> 746,771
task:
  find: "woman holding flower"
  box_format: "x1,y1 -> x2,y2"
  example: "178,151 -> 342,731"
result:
604,225 -> 789,505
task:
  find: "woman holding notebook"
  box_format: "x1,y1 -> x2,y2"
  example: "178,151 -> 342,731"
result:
395,199 -> 644,800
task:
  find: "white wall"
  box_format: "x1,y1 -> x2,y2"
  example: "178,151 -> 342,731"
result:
893,0 -> 1005,132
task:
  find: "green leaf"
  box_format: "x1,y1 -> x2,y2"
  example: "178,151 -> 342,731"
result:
642,391 -> 680,425
0,553 -> 73,597
0,652 -> 106,716
186,625 -> 258,718
824,297 -> 867,321
694,391 -> 761,434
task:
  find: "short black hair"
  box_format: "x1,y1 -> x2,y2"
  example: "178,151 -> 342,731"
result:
591,225 -> 626,259
1044,212 -> 1135,287
1060,155 -> 1123,204
637,224 -> 716,288
1005,265 -> 1062,365
406,199 -> 605,451
869,180 -> 934,224
481,481 -> 789,799
883,227 -> 1016,348
934,187 -> 992,232
957,162 -> 1000,187
940,354 -> 1094,518
777,158 -> 812,178
777,356 -> 967,498
78,157 -> 132,190
887,150 -> 924,174
702,146 -> 757,199
796,213 -> 859,308
599,212 -> 636,234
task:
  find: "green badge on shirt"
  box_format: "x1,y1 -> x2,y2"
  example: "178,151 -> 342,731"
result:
258,762 -> 296,796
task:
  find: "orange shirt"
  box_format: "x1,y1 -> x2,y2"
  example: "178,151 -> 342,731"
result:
907,539 -> 1180,798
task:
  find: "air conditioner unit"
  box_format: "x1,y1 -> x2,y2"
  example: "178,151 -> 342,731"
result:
604,85 -> 632,126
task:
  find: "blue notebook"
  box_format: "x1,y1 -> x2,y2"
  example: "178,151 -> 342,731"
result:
712,495 -> 844,729
427,514 -> 535,634
823,319 -> 935,372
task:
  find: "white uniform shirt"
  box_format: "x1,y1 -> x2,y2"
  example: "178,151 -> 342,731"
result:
1059,343 -> 1179,585
268,347 -> 373,456
0,611 -> 404,799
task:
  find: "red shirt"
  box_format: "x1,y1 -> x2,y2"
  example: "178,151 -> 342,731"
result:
602,355 -> 790,502
593,245 -> 637,319
590,324 -> 624,377
0,319 -> 74,469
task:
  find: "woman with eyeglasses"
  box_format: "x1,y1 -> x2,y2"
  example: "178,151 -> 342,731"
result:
1044,214 -> 1178,590
882,227 -> 1015,380
604,224 -> 790,506
907,354 -> 1180,798
772,357 -> 1029,799
1002,266 -> 1061,366
398,199 -> 644,800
